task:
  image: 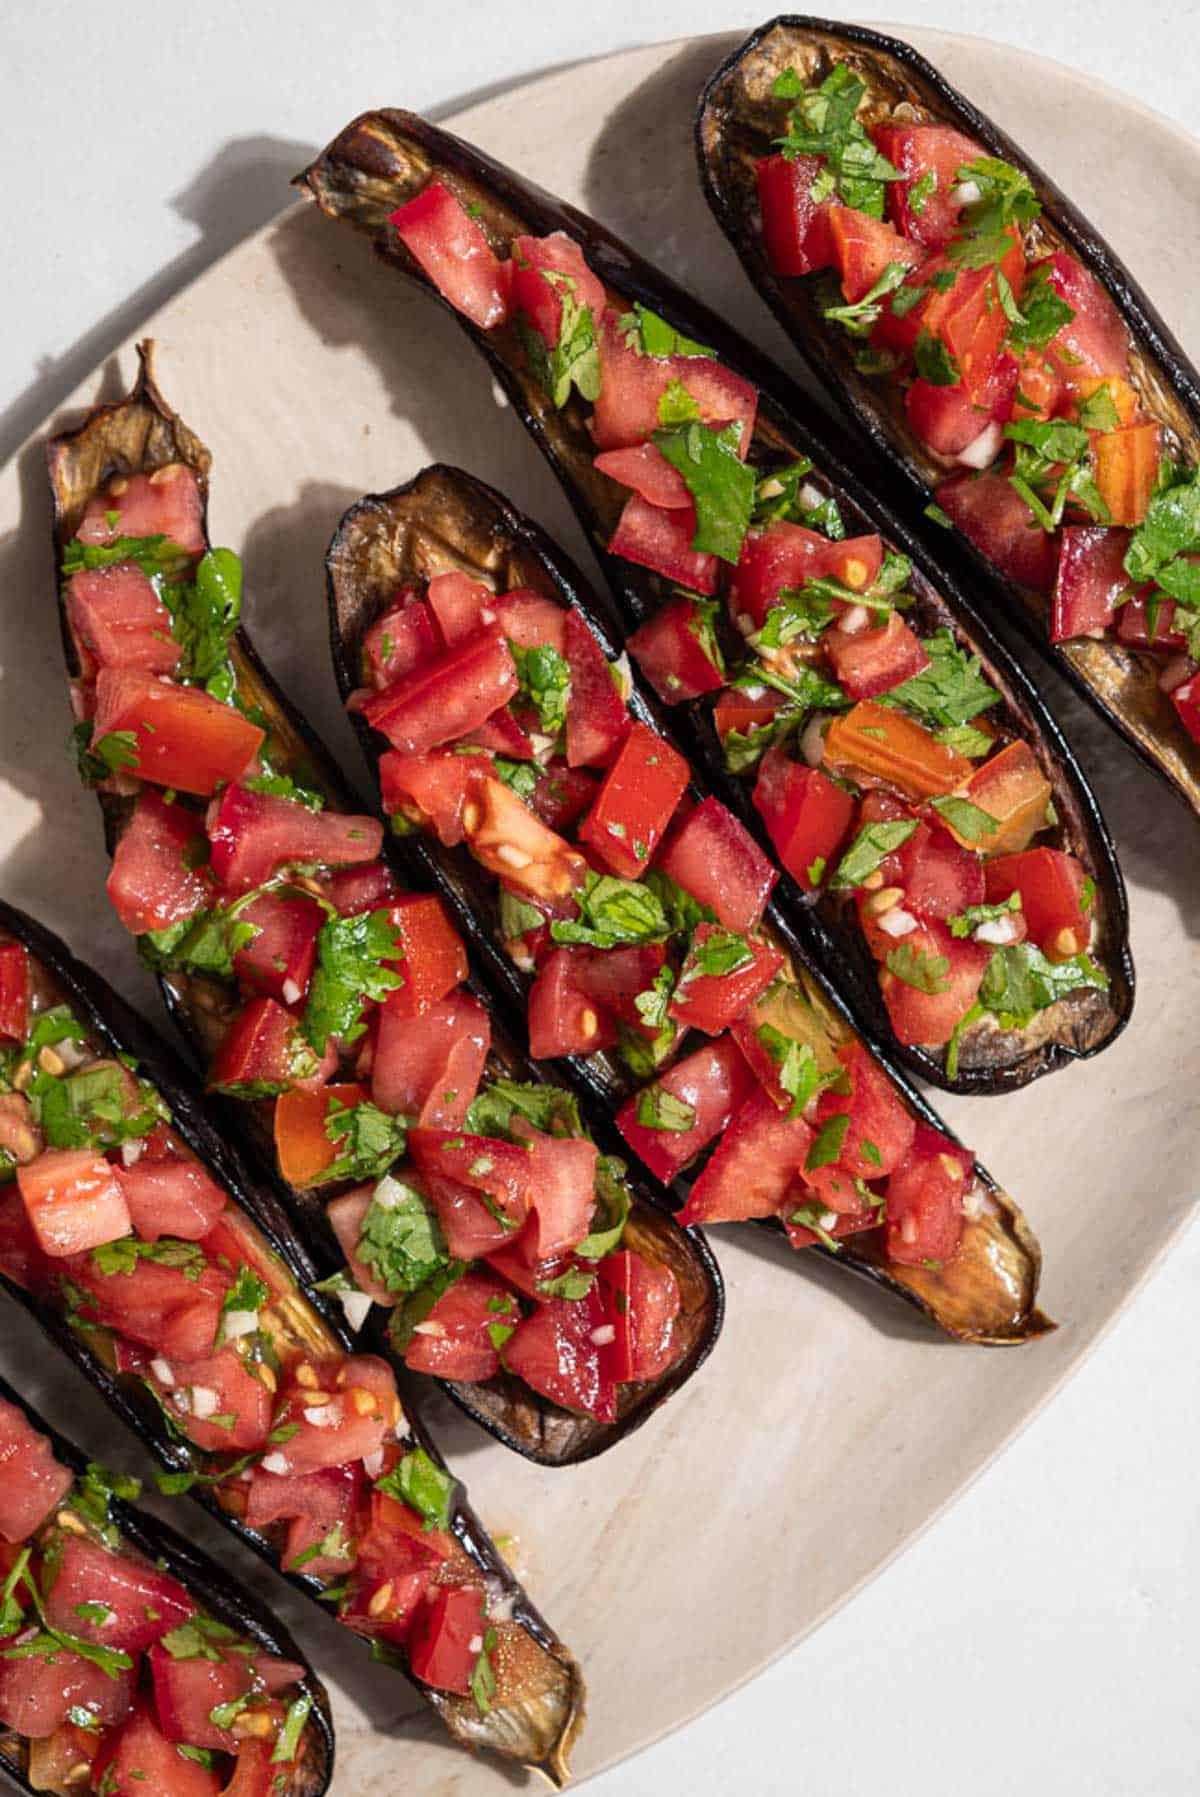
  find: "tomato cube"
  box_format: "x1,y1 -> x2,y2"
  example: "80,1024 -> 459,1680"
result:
1116,593 -> 1187,650
384,893 -> 468,1016
66,563 -> 181,675
904,359 -> 1015,458
91,670 -> 264,796
409,1586 -> 488,1695
274,1082 -> 368,1189
813,1042 -> 916,1178
408,1127 -> 534,1225
732,523 -> 883,630
955,740 -> 1052,854
825,611 -> 931,701
379,746 -> 478,844
46,1538 -> 193,1653
116,1157 -> 227,1242
591,309 -> 757,453
935,472 -> 1060,594
511,230 -> 607,344
527,947 -> 620,1060
270,1355 -> 393,1474
615,1034 -> 756,1185
669,927 -> 782,1036
984,847 -> 1092,959
1037,251 -> 1130,385
823,702 -> 972,801
149,1643 -> 251,1750
564,607 -> 630,769
491,587 -> 568,654
388,180 -> 509,329
871,123 -> 985,249
577,721 -> 688,879
17,1149 -> 131,1258
517,1130 -> 598,1260
878,919 -> 992,1047
321,861 -> 399,917
896,822 -> 984,921
608,493 -> 719,597
107,789 -> 210,935
655,795 -> 778,930
360,629 -> 519,755
676,1087 -> 814,1225
597,1250 -> 681,1382
755,153 -> 835,275
463,774 -> 587,905
828,206 -> 920,302
423,1170 -> 514,1260
753,752 -> 856,891
207,784 -> 383,893
403,1271 -> 519,1382
501,1287 -> 616,1422
1050,527 -> 1133,642
364,591 -> 443,688
0,1400 -> 74,1542
232,892 -> 324,1005
0,943 -> 29,1043
525,761 -> 600,833
154,1346 -> 273,1454
372,990 -> 490,1124
627,595 -> 725,704
1091,422 -> 1160,527
884,1123 -> 973,1267
0,1651 -> 133,1742
209,996 -> 329,1095
594,442 -> 691,510
1171,670 -> 1200,745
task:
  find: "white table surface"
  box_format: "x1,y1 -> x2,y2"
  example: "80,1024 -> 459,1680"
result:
4,3 -> 1198,1792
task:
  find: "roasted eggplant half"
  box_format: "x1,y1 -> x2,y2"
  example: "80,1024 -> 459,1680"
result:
325,460 -> 1050,1345
0,899 -> 584,1781
0,1372 -> 333,1797
697,15 -> 1200,813
46,345 -> 722,1468
296,109 -> 1132,1096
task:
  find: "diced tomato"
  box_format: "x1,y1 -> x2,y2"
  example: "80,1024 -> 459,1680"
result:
408,1127 -> 533,1224
510,230 -> 607,346
515,1129 -> 597,1260
872,123 -> 984,248
423,1172 -> 514,1259
954,739 -> 1052,854
655,795 -> 778,929
156,1345 -> 272,1453
828,206 -> 921,302
1010,350 -> 1064,423
813,1042 -> 916,1178
571,943 -> 666,1032
879,920 -> 992,1046
501,1286 -> 616,1421
826,611 -> 931,701
388,180 -> 509,329
594,442 -> 691,509
232,893 -> 323,1005
70,1235 -> 229,1358
244,1457 -> 362,1550
823,701 -> 971,801
423,570 -> 490,647
904,356 -> 1015,458
1171,670 -> 1200,745
371,990 -> 489,1124
896,822 -> 984,921
525,761 -> 599,832
984,847 -> 1092,959
91,670 -> 263,797
325,1182 -> 393,1303
563,607 -> 630,770
1050,527 -> 1133,642
17,1149 -> 131,1258
150,1643 -> 252,1750
66,563 -> 181,675
1116,593 -> 1187,650
627,595 -> 725,703
383,894 -> 468,1017
360,629 -> 518,756
783,1200 -> 880,1251
597,1250 -> 680,1381
463,774 -> 587,905
727,977 -> 834,1109
116,1156 -> 226,1241
0,1399 -> 73,1541
207,784 -> 382,893
527,947 -> 619,1060
490,588 -> 568,655
0,1187 -> 52,1291
615,1034 -> 756,1184
885,1123 -> 972,1266
208,997 -> 328,1095
755,152 -> 835,275
732,523 -> 883,629
403,1271 -> 519,1381
669,927 -> 782,1036
99,1701 -> 224,1795
408,1585 -> 487,1695
753,751 -> 855,891
883,234 -> 1024,403
273,1083 -> 366,1189
77,465 -> 205,556
609,493 -> 719,597
46,1538 -> 192,1653
271,1355 -> 394,1475
0,1650 -> 134,1741
379,747 -> 478,844
364,592 -> 442,688
713,686 -> 784,745
0,943 -> 29,1043
463,706 -> 535,759
199,1206 -> 294,1307
320,861 -> 399,917
1036,251 -> 1130,384
1091,422 -> 1160,527
107,790 -> 210,936
577,721 -> 688,879
591,309 -> 757,454
935,472 -> 1060,594
676,1087 -> 813,1224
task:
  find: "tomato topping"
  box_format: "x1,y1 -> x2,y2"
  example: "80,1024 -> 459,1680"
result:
0,1400 -> 73,1542
895,821 -> 984,921
1171,669 -> 1200,745
463,774 -> 587,904
91,670 -> 264,797
361,628 -> 518,755
732,523 -> 882,629
208,997 -> 328,1096
106,790 -> 210,936
77,465 -> 206,556
1091,421 -> 1160,527
501,1287 -> 616,1421
935,472 -> 1060,594
823,701 -> 971,801
879,920 -> 992,1047
871,123 -> 984,249
593,442 -> 691,509
408,1127 -> 533,1225
17,1149 -> 131,1258
45,1537 -> 193,1653
0,1652 -> 134,1741
511,230 -> 607,343
321,1182 -> 391,1304
783,1201 -> 879,1252
207,784 -> 383,893
232,892 -> 324,1005
388,181 -> 509,329
1036,252 -> 1130,385
608,492 -> 720,597
423,1169 -> 514,1260
514,1129 -> 598,1260
814,1042 -> 916,1178
116,1157 -> 227,1242
752,752 -> 855,892
655,795 -> 778,930
424,570 -> 491,646
591,309 -> 757,453
463,706 -> 535,759
1116,593 -> 1188,650
577,720 -> 688,879
371,990 -> 490,1124
379,746 -> 477,844
524,761 -> 600,832
825,611 -> 931,701
561,607 -> 629,770
669,927 -> 782,1036
713,687 -> 784,745
66,564 -> 181,675
150,1644 -> 252,1750
885,1124 -> 972,1267
0,943 -> 29,1043
408,1586 -> 487,1695
156,1344 -> 272,1452
270,1082 -> 362,1189
828,206 -> 921,302
627,595 -> 725,704
271,1355 -> 393,1475
597,1250 -> 680,1381
676,1087 -> 814,1225
984,847 -> 1092,959
403,1271 -> 520,1381
383,894 -> 468,1017
364,592 -> 442,688
755,153 -> 835,275
615,1034 -> 756,1184
904,355 -> 1016,458
321,861 -> 399,918
567,942 -> 665,1034
527,947 -> 620,1060
954,739 -> 1052,854
1050,526 -> 1133,642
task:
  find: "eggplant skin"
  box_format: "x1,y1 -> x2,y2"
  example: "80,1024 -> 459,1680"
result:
326,462 -> 1053,1347
44,344 -> 723,1473
0,900 -> 586,1785
296,110 -> 1133,1098
697,15 -> 1200,815
0,1373 -> 334,1797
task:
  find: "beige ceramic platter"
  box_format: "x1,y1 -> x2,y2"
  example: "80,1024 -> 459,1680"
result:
0,24 -> 1197,1794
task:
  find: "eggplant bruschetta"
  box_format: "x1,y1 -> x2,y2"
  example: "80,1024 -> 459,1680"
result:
698,17 -> 1200,813
325,461 -> 1050,1345
47,347 -> 722,1467
296,110 -> 1132,1096
0,902 -> 584,1780
0,1376 -> 331,1797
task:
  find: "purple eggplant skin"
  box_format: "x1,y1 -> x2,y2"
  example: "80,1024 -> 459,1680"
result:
0,1373 -> 335,1797
45,346 -> 723,1473
295,111 -> 1133,1098
0,900 -> 586,1783
326,462 -> 1052,1347
696,15 -> 1200,813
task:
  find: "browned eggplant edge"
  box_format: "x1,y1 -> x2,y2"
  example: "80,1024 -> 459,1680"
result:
0,1369 -> 334,1797
294,110 -> 1133,1097
0,900 -> 586,1782
696,14 -> 1200,814
44,345 -> 723,1471
326,463 -> 1053,1347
